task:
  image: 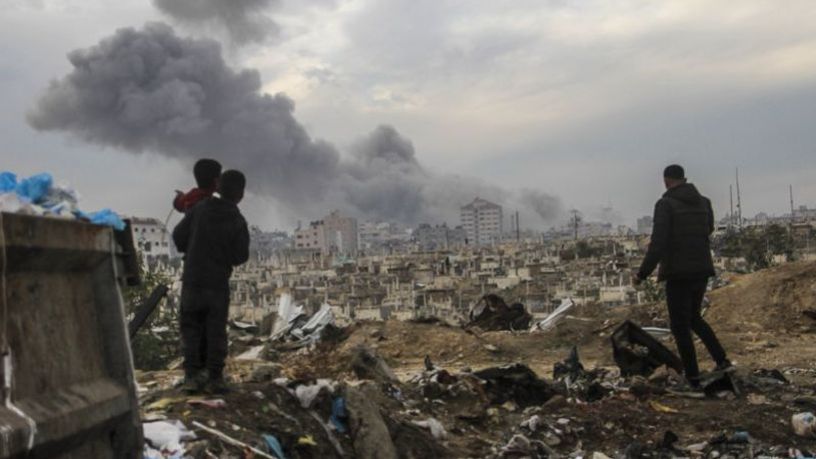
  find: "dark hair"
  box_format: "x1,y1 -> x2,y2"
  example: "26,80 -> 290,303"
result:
663,164 -> 685,180
193,159 -> 222,188
219,170 -> 246,202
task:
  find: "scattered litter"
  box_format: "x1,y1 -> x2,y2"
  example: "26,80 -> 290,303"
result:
147,397 -> 186,411
261,433 -> 287,459
532,298 -> 575,331
473,363 -> 558,407
192,421 -> 277,459
611,320 -> 683,376
412,418 -> 447,439
143,420 -> 196,457
330,397 -> 349,433
297,435 -> 317,447
649,401 -> 679,414
792,412 -> 816,437
294,379 -> 335,408
747,393 -> 767,405
468,294 -> 532,331
236,344 -> 266,361
187,398 -> 227,409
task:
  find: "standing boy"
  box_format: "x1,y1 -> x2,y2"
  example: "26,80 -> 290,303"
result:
173,170 -> 250,393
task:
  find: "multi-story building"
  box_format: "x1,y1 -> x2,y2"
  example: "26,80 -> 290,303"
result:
358,221 -> 411,251
131,217 -> 173,259
414,223 -> 467,251
294,211 -> 358,256
461,198 -> 503,246
294,221 -> 325,252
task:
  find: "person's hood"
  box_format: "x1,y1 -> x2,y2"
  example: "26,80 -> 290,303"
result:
663,182 -> 703,205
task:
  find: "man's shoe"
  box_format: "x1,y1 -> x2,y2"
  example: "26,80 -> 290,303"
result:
205,378 -> 233,395
715,359 -> 736,373
181,372 -> 207,394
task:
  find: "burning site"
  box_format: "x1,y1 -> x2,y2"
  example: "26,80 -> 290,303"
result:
2,1 -> 816,458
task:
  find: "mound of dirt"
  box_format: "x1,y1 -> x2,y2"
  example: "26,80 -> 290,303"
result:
707,260 -> 816,334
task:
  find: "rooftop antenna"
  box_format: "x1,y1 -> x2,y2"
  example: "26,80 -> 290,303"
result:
729,185 -> 734,228
515,210 -> 520,242
735,168 -> 743,230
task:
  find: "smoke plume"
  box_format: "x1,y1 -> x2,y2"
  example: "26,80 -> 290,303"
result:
153,0 -> 280,45
28,23 -> 562,225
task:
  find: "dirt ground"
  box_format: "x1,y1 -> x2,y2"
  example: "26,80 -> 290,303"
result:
140,260 -> 816,458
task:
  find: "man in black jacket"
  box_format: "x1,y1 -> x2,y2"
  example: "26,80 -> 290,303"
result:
635,165 -> 731,388
173,170 -> 250,393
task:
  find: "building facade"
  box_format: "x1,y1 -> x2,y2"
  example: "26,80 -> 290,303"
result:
294,211 -> 358,256
414,223 -> 467,251
131,217 -> 173,259
460,198 -> 503,246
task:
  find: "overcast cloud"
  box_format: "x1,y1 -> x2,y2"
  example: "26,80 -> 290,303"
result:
3,0 -> 816,230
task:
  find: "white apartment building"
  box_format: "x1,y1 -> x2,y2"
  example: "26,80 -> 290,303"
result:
460,198 -> 503,246
131,217 -> 173,259
294,211 -> 359,255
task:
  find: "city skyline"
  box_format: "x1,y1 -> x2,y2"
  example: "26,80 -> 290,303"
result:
3,0 -> 816,230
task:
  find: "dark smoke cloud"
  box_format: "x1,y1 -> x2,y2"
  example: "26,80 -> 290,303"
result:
28,23 -> 562,226
153,0 -> 280,45
519,189 -> 564,222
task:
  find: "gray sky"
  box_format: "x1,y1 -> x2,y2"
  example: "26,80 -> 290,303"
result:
3,0 -> 816,230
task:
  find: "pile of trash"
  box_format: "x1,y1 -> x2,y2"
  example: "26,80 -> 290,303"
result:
0,171 -> 124,229
467,294 -> 532,331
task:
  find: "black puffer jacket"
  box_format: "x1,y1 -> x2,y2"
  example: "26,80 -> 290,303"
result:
173,197 -> 250,290
637,183 -> 715,281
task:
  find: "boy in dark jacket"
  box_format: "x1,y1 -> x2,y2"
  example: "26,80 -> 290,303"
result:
174,159 -> 222,212
173,170 -> 250,393
635,165 -> 732,389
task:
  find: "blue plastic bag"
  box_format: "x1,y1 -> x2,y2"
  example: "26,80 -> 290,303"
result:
330,397 -> 348,434
0,172 -> 16,193
15,173 -> 53,203
261,434 -> 287,459
76,209 -> 126,231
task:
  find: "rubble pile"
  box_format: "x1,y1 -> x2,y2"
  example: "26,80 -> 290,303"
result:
136,261 -> 816,457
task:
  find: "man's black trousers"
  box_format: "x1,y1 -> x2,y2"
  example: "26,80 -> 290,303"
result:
665,278 -> 728,381
180,286 -> 230,379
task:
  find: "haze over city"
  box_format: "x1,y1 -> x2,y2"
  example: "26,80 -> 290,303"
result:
3,0 -> 816,230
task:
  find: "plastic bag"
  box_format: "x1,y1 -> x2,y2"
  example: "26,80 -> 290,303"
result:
0,172 -> 16,193
15,173 -> 53,204
76,209 -> 126,231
